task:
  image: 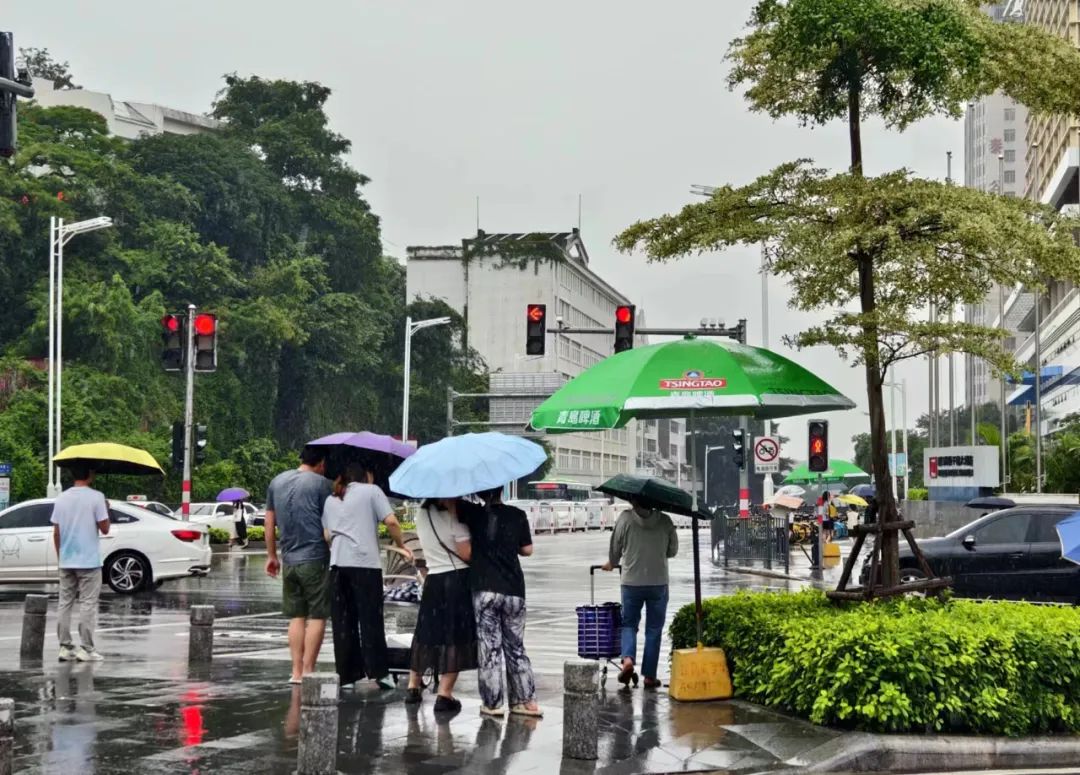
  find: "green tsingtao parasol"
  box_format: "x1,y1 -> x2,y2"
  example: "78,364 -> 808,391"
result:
782,459 -> 868,485
529,336 -> 854,650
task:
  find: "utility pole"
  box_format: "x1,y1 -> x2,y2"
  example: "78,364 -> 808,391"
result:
181,304 -> 196,520
760,241 -> 773,501
1032,140 -> 1043,493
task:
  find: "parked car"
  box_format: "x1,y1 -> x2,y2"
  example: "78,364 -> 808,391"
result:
186,502 -> 259,532
0,499 -> 212,594
865,505 -> 1080,603
125,497 -> 175,518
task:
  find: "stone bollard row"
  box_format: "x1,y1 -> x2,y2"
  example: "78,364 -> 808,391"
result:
188,605 -> 215,664
19,595 -> 47,661
298,673 -> 338,775
562,660 -> 599,760
0,697 -> 13,775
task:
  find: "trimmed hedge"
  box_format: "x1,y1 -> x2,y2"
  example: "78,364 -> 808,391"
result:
670,590 -> 1080,736
907,487 -> 928,501
208,523 -> 414,545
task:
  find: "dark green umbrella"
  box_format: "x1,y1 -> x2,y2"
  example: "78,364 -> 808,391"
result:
596,474 -> 711,520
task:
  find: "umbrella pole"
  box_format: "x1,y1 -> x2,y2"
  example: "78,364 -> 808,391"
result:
690,411 -> 702,648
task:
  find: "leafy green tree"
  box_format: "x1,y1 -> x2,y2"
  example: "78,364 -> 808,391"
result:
615,0 -> 1080,592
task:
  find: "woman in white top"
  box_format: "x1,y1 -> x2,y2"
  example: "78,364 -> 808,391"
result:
322,460 -> 411,690
405,498 -> 476,714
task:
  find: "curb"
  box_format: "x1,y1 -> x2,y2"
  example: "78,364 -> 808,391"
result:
725,566 -> 816,583
784,731 -> 1080,772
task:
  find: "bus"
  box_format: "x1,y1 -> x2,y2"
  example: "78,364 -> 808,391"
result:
526,479 -> 598,503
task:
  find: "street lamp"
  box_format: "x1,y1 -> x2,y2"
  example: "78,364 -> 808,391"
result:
703,444 -> 725,509
883,380 -> 908,500
401,315 -> 452,444
47,216 -> 113,496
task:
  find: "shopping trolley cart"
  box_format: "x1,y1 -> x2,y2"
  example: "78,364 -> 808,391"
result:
577,565 -> 638,688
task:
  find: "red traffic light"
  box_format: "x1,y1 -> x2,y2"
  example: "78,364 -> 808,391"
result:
194,313 -> 216,336
616,306 -> 633,324
810,438 -> 825,455
527,305 -> 545,323
162,315 -> 181,333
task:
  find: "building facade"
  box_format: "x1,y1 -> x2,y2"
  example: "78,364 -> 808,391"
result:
1000,0 -> 1080,442
31,78 -> 220,139
406,229 -> 687,487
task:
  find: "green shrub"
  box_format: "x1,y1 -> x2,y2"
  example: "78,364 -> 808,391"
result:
207,527 -> 230,545
907,488 -> 928,501
379,521 -> 416,539
246,526 -> 265,542
670,590 -> 1080,736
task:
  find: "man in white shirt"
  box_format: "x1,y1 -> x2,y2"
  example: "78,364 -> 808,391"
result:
51,463 -> 110,662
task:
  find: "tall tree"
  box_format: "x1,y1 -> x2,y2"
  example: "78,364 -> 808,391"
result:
615,0 -> 1080,593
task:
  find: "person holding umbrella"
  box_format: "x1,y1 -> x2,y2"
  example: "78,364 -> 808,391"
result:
601,497 -> 678,689
322,459 -> 412,691
217,488 -> 251,550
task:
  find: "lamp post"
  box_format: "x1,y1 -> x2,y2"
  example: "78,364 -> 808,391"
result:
883,380 -> 908,499
401,315 -> 451,445
703,444 -> 725,509
47,216 -> 113,496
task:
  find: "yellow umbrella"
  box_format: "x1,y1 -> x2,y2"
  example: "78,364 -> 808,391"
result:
53,443 -> 164,477
837,493 -> 868,507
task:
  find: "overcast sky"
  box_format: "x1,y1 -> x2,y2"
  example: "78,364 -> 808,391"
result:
12,0 -> 967,459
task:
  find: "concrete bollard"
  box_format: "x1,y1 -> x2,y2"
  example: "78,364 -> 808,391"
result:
19,595 -> 47,661
0,697 -> 13,775
562,660 -> 599,760
188,605 -> 215,664
298,673 -> 339,775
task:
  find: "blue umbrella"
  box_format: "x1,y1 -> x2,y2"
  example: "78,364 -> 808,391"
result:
850,483 -> 875,498
389,433 -> 547,498
216,487 -> 250,503
1056,511 -> 1080,566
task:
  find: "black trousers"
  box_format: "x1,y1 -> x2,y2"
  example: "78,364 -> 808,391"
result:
331,566 -> 389,684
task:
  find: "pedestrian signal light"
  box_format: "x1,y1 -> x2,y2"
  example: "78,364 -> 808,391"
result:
732,428 -> 746,470
194,424 -> 208,465
170,421 -> 184,471
614,305 -> 636,353
526,304 -> 546,356
193,313 -> 217,372
162,314 -> 185,371
808,420 -> 829,473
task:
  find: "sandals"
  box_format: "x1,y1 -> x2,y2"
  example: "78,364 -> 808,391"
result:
510,704 -> 543,718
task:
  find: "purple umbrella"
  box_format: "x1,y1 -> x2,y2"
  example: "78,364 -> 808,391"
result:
307,431 -> 416,460
216,487 -> 250,503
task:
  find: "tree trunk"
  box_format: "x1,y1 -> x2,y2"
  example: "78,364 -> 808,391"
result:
848,81 -> 900,588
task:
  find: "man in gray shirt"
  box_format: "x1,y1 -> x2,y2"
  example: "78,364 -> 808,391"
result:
265,445 -> 333,684
601,498 -> 678,689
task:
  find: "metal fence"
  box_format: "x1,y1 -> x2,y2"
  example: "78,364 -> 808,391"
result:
718,514 -> 790,574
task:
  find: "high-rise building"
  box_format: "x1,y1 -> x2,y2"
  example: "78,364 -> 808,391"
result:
1002,0 -> 1080,439
406,229 -> 688,488
963,2 -> 1029,413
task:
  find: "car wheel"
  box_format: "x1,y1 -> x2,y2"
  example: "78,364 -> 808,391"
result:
900,567 -> 927,584
106,552 -> 151,594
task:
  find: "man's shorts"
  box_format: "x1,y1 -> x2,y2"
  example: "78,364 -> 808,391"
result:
282,561 -> 330,620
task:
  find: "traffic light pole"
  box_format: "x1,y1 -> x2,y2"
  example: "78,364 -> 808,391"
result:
181,303 -> 196,521
739,416 -> 750,517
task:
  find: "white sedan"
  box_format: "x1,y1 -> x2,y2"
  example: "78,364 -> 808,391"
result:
0,499 -> 212,594
186,502 -> 259,532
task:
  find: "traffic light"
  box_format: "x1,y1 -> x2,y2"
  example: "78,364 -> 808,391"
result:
194,424 -> 208,465
170,421 -> 184,471
808,419 -> 829,472
193,313 -> 217,372
526,304 -> 546,356
161,314 -> 185,371
732,428 -> 745,469
614,305 -> 636,353
0,33 -> 15,158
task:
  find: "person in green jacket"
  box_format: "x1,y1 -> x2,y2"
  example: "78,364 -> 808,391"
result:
600,498 -> 678,689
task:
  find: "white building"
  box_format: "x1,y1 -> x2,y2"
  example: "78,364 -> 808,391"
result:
30,78 -> 220,138
406,229 -> 687,487
963,1 -> 1029,412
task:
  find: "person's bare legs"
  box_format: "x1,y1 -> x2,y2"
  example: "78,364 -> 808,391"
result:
288,618 -> 306,681
437,671 -> 459,699
302,619 -> 327,674
407,670 -> 422,691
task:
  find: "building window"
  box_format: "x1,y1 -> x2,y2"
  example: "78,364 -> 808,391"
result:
670,444 -> 679,459
1004,170 -> 1016,183
1004,108 -> 1016,121
1004,129 -> 1016,143
1004,149 -> 1015,162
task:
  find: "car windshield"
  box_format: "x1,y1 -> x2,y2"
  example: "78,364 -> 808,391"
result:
189,504 -> 215,516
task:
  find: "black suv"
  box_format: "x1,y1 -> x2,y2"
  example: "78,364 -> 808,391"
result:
875,505 -> 1079,603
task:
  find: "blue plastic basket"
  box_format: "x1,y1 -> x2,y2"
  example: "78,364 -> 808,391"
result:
576,602 -> 622,659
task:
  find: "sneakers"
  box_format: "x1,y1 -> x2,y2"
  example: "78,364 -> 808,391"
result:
433,695 -> 461,714
480,705 -> 505,718
58,646 -> 77,662
376,675 -> 396,691
74,647 -> 104,662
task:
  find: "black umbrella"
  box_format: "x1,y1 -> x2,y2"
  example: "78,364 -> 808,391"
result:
965,496 -> 1015,511
596,474 -> 711,520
